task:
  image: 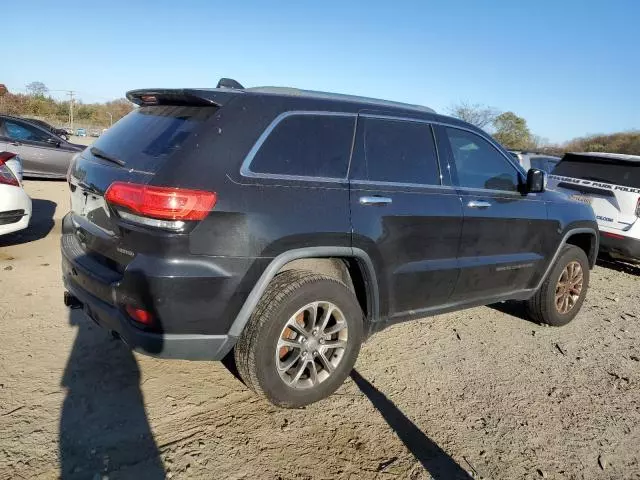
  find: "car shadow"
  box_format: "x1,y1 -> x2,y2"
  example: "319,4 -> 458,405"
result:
0,198 -> 57,247
350,370 -> 472,479
59,309 -> 165,479
596,256 -> 640,276
486,300 -> 536,323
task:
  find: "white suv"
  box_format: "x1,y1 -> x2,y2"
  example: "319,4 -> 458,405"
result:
549,152 -> 640,261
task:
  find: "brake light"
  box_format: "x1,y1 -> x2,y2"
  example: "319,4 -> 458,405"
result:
603,231 -> 625,240
125,305 -> 154,326
105,182 -> 216,225
0,152 -> 19,187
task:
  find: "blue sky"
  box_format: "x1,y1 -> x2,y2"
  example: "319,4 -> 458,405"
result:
3,0 -> 639,143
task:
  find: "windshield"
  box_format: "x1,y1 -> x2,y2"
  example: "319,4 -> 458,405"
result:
89,105 -> 216,172
552,154 -> 640,188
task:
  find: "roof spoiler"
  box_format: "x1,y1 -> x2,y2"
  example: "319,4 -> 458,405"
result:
127,78 -> 245,106
127,87 -> 242,107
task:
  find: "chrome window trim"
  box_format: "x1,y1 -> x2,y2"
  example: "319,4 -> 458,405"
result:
360,113 -> 525,174
240,110 -> 526,187
435,122 -> 527,179
350,179 -> 456,190
456,185 -> 522,196
240,110 -> 357,182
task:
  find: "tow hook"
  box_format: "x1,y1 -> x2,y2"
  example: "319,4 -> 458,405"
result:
64,291 -> 82,309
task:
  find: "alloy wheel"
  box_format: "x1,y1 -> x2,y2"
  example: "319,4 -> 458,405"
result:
276,301 -> 349,389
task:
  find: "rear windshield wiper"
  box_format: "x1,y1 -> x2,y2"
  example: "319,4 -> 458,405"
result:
90,147 -> 126,167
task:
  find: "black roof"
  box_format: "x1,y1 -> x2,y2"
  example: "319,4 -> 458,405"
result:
126,78 -> 488,136
245,86 -> 436,115
127,78 -> 436,116
564,152 -> 640,163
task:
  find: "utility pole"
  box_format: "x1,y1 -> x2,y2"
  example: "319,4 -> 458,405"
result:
66,91 -> 76,131
107,111 -> 113,126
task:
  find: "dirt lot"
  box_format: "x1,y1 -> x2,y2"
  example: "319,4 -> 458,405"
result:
1,181 -> 639,480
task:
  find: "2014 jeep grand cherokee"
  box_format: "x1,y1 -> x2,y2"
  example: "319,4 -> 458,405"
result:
61,79 -> 598,407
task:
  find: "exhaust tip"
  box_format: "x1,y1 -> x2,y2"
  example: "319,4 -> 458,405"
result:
64,291 -> 82,309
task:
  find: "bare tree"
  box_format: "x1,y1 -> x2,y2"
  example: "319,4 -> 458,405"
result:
447,101 -> 500,130
26,81 -> 49,97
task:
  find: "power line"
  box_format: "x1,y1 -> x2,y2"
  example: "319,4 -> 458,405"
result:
66,91 -> 76,130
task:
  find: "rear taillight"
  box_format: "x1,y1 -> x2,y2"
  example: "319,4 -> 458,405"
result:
0,152 -> 19,187
636,198 -> 640,218
603,231 -> 625,240
125,305 -> 154,326
105,182 -> 216,230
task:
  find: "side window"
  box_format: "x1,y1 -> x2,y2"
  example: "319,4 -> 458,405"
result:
249,114 -> 355,178
444,127 -> 519,191
529,157 -> 548,172
355,117 -> 440,185
5,120 -> 51,143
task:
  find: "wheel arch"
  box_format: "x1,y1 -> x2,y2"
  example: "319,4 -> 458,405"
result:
227,247 -> 379,338
535,227 -> 599,291
565,231 -> 598,268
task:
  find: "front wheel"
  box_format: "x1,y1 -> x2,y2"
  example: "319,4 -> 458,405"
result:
234,269 -> 363,408
526,245 -> 590,326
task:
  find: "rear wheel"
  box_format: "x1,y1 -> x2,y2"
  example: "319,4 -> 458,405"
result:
526,245 -> 590,326
234,269 -> 363,408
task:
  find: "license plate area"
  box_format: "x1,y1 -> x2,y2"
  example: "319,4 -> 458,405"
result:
62,255 -> 116,305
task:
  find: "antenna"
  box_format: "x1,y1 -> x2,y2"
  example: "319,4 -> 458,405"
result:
216,78 -> 244,89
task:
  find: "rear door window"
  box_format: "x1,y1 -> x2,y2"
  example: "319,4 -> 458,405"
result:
352,117 -> 440,185
249,114 -> 355,178
89,105 -> 216,172
552,154 -> 640,188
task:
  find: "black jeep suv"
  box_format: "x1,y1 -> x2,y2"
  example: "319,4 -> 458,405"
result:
61,80 -> 598,407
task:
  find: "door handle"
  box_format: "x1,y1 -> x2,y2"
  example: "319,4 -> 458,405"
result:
467,200 -> 492,209
359,196 -> 392,206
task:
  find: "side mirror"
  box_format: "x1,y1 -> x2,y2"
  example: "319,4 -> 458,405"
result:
46,137 -> 61,147
526,168 -> 546,193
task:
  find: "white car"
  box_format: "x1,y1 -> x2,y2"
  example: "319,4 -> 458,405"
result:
549,152 -> 640,261
0,152 -> 32,236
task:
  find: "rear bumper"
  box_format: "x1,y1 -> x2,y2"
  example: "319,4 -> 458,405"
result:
64,278 -> 236,360
600,232 -> 640,260
59,212 -> 262,360
0,187 -> 31,236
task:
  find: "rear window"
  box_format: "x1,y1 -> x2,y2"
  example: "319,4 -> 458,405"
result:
89,105 -> 215,172
530,156 -> 559,173
249,114 -> 355,178
552,154 -> 640,188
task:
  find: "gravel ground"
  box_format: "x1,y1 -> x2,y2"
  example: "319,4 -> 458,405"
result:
1,181 -> 639,480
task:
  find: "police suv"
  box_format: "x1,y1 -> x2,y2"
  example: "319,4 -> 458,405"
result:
549,152 -> 640,261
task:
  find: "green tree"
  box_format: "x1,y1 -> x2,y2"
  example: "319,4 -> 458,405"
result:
492,111 -> 532,150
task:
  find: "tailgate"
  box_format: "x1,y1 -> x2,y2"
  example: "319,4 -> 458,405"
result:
67,104 -> 218,269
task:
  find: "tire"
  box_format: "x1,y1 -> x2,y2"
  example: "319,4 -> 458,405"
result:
234,269 -> 363,408
525,245 -> 590,326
